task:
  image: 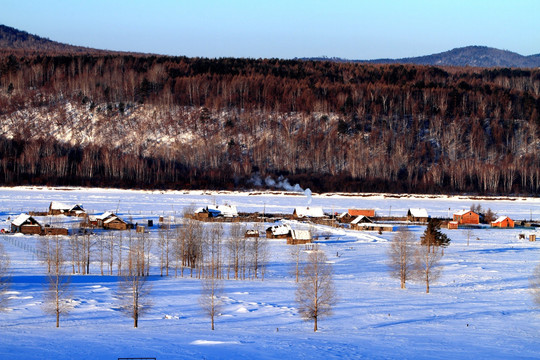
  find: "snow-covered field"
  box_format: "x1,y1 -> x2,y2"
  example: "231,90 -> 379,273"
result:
1,187 -> 540,359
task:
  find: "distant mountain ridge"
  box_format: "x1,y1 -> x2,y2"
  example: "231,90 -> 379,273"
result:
0,24 -> 131,55
307,46 -> 540,68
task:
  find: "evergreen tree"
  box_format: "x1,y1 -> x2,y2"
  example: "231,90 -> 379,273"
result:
421,219 -> 450,247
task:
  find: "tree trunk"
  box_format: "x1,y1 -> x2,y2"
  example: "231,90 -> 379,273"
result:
211,315 -> 214,330
314,316 -> 318,332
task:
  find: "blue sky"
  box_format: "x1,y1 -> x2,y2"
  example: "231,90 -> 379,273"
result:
2,0 -> 539,59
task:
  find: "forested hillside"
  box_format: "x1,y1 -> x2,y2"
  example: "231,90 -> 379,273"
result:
1,53 -> 540,194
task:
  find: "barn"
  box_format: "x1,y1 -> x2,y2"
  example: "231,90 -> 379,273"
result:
453,210 -> 480,225
491,216 -> 515,228
11,214 -> 42,234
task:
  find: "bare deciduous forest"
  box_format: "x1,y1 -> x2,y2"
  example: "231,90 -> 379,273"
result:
1,53 -> 540,194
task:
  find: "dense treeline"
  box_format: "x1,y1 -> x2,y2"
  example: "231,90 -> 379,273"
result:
1,53 -> 540,194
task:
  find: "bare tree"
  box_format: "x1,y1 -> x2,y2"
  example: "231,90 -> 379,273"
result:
463,228 -> 473,247
290,244 -> 303,283
117,235 -> 152,328
415,241 -> 443,293
227,223 -> 244,280
387,229 -> 415,289
0,242 -> 11,311
158,225 -> 171,276
199,222 -> 224,330
42,236 -> 72,327
37,236 -> 52,273
295,246 -> 337,332
199,274 -> 224,331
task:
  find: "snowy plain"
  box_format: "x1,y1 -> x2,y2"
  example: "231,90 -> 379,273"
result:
1,186 -> 540,359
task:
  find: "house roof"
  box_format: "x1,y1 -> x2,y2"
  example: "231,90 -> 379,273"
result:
351,215 -> 372,224
492,216 -> 512,224
96,211 -> 114,220
454,210 -> 476,216
211,205 -> 238,217
50,201 -> 84,212
348,209 -> 375,216
408,208 -> 429,218
12,213 -> 39,227
294,206 -> 325,218
195,204 -> 238,217
267,224 -> 292,236
104,216 -> 124,224
290,230 -> 312,240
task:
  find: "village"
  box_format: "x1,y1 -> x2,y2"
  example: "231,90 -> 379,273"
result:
5,198 -> 539,244
1,188 -> 540,359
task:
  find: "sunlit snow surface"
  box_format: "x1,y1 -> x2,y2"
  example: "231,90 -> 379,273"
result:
0,187 -> 540,359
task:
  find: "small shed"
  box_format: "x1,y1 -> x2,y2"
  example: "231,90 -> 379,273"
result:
453,210 -> 480,225
11,214 -> 42,234
491,216 -> 515,228
287,230 -> 313,245
447,221 -> 459,229
407,208 -> 429,222
266,224 -> 292,239
293,207 -> 325,218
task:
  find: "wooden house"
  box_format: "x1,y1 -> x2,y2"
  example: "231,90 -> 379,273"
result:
348,209 -> 376,217
453,210 -> 480,225
337,211 -> 354,223
11,214 -> 42,234
407,208 -> 429,222
447,221 -> 459,229
287,230 -> 312,245
491,216 -> 515,228
103,216 -> 129,230
293,207 -> 325,219
48,201 -> 85,216
266,224 -> 292,239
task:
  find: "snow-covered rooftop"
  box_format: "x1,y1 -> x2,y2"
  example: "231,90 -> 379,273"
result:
267,224 -> 292,236
351,215 -> 372,224
11,213 -> 34,227
408,208 -> 429,218
294,206 -> 325,218
290,230 -> 312,240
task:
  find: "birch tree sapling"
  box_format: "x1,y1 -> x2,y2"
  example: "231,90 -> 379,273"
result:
117,234 -> 152,328
199,223 -> 224,330
415,240 -> 443,293
42,236 -> 72,327
295,246 -> 337,332
387,229 -> 415,289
